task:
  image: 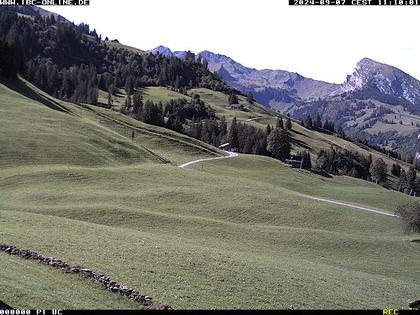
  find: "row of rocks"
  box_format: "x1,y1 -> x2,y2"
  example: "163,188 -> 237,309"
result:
0,244 -> 171,310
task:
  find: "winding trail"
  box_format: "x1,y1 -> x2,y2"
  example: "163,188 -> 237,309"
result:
179,151 -> 238,169
179,152 -> 396,218
296,193 -> 397,217
246,117 -> 265,122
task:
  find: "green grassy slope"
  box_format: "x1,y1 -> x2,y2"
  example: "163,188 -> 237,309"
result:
1,158 -> 419,309
0,79 -> 161,167
0,253 -> 143,310
1,79 -> 419,309
2,79 -> 221,165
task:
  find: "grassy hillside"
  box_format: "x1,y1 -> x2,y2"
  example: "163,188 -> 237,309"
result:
0,253 -> 142,309
1,158 -> 419,309
1,79 -> 222,165
1,79 -> 419,309
98,85 -> 413,185
0,79 -> 161,167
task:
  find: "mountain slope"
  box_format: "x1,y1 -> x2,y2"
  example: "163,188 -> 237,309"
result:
150,46 -> 420,155
341,58 -> 420,110
284,58 -> 420,155
0,79 -> 163,167
150,46 -> 340,109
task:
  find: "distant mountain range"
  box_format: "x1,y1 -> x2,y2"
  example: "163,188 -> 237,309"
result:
150,46 -> 420,155
150,46 -> 340,109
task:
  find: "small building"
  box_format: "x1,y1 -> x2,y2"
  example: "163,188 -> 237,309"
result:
218,143 -> 236,152
227,103 -> 244,110
285,155 -> 304,169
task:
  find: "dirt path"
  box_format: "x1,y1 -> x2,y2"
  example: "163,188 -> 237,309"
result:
179,153 -> 396,217
297,193 -> 397,217
246,117 -> 265,122
179,151 -> 238,169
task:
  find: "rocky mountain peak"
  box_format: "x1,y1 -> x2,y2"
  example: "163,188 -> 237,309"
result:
149,45 -> 174,57
341,58 -> 420,106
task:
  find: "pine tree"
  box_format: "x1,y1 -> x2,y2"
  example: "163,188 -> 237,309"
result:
398,170 -> 408,192
132,92 -> 143,119
266,128 -> 291,161
391,163 -> 401,177
370,158 -> 387,184
285,117 -> 292,130
246,92 -> 255,104
228,117 -> 239,149
265,124 -> 272,137
121,94 -> 132,114
220,116 -> 228,142
303,115 -> 313,129
300,151 -> 312,170
124,76 -> 134,95
107,87 -> 113,108
228,94 -> 239,105
314,112 -> 322,129
276,117 -> 284,130
406,167 -> 417,195
337,127 -> 346,139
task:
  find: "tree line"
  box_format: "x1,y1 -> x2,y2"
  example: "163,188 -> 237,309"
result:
301,111 -> 415,168
0,6 -> 235,104
392,163 -> 420,196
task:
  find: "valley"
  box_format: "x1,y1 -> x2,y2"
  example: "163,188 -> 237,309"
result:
1,5 -> 420,311
1,77 -> 419,309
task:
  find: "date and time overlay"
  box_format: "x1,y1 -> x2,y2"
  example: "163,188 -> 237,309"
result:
0,0 -> 419,5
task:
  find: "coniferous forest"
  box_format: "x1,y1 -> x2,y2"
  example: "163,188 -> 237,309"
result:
0,6 -> 234,105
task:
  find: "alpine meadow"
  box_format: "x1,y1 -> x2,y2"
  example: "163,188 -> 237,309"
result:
1,3 -> 420,311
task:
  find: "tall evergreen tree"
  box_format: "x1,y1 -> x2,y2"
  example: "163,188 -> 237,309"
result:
406,167 -> 417,195
276,117 -> 284,130
132,91 -> 143,119
370,158 -> 387,184
228,94 -> 239,105
313,112 -> 322,129
228,117 -> 239,149
285,117 -> 292,131
266,128 -> 291,161
246,92 -> 255,104
298,151 -> 312,170
303,115 -> 313,129
107,87 -> 113,108
391,163 -> 401,177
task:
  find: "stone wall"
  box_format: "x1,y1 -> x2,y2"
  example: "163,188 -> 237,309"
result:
0,244 -> 171,310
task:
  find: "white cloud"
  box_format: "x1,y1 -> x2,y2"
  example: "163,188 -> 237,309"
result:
41,0 -> 420,83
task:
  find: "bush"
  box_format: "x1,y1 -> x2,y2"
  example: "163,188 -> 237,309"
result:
395,203 -> 420,235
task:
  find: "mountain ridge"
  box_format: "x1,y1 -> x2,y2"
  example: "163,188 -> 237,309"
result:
149,45 -> 420,155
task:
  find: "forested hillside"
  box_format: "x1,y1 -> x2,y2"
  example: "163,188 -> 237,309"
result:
0,6 -> 233,105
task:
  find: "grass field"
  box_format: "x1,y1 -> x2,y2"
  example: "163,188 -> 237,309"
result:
1,79 -> 420,309
0,253 -> 142,309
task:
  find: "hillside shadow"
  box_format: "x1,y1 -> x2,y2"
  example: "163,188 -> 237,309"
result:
1,78 -> 72,115
410,239 -> 420,243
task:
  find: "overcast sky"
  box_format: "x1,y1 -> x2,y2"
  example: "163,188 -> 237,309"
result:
41,1 -> 420,84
